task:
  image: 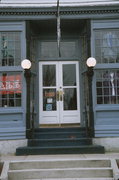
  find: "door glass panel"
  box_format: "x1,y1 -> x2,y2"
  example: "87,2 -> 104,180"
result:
43,89 -> 56,111
63,64 -> 76,86
43,65 -> 56,86
63,88 -> 77,110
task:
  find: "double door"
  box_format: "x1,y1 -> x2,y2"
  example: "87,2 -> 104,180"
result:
39,61 -> 80,124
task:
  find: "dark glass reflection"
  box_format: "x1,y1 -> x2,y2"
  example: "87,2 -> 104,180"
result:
63,88 -> 77,110
63,64 -> 76,86
43,65 -> 56,86
40,41 -> 77,59
43,89 -> 56,111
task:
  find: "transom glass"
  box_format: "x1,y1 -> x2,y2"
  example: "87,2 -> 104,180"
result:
40,41 -> 77,58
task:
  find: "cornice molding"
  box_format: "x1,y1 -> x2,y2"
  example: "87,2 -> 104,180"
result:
0,7 -> 119,16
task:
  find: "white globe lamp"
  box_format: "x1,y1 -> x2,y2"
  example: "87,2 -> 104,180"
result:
21,59 -> 31,69
86,57 -> 96,67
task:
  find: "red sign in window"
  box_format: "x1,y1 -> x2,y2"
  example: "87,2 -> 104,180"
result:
0,75 -> 22,94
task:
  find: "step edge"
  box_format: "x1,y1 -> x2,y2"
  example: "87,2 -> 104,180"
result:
17,145 -> 104,149
28,138 -> 92,141
8,167 -> 113,173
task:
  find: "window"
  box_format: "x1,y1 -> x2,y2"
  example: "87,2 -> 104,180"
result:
96,70 -> 119,104
95,29 -> 119,63
0,32 -> 21,66
40,41 -> 77,58
0,72 -> 22,107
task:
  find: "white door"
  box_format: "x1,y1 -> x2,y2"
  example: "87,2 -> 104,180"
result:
39,61 -> 80,125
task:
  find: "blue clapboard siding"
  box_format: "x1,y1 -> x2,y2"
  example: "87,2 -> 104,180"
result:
0,109 -> 26,139
0,127 -> 26,140
95,125 -> 119,137
95,110 -> 119,137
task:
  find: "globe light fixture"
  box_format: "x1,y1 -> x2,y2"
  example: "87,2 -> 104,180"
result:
86,57 -> 96,67
21,59 -> 31,70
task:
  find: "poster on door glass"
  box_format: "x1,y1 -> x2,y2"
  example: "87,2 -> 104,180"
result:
43,89 -> 56,111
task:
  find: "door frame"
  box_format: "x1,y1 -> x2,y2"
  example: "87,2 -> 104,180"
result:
39,61 -> 81,125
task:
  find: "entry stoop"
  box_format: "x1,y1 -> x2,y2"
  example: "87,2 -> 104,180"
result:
8,159 -> 113,180
16,127 -> 105,155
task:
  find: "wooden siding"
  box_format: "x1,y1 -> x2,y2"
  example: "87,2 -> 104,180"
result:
0,110 -> 26,139
95,110 -> 119,137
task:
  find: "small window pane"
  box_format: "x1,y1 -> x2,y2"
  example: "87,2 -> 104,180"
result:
43,89 -> 57,111
0,32 -> 21,66
94,29 -> 119,64
63,88 -> 77,110
43,65 -> 56,87
63,64 -> 76,86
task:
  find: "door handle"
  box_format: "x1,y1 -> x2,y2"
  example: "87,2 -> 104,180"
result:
56,90 -> 64,101
56,91 -> 60,101
59,90 -> 63,101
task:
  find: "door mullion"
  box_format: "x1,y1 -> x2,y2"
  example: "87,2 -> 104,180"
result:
58,62 -> 63,124
56,62 -> 60,125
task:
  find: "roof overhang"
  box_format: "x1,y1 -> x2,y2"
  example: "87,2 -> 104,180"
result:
0,3 -> 119,20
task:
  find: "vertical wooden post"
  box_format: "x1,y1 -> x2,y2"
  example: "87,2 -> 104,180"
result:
87,67 -> 94,137
24,69 -> 31,139
57,0 -> 61,57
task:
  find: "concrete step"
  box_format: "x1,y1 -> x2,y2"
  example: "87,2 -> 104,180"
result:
9,159 -> 111,170
8,167 -> 113,180
8,159 -> 113,180
28,138 -> 92,147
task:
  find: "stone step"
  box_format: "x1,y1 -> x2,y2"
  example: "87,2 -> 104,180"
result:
16,145 -> 105,155
28,138 -> 92,147
9,159 -> 111,170
8,167 -> 113,180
